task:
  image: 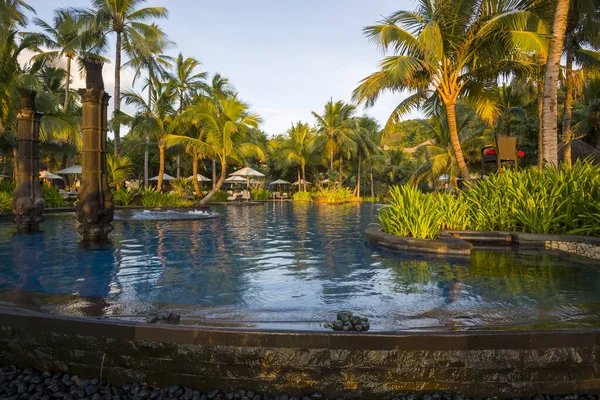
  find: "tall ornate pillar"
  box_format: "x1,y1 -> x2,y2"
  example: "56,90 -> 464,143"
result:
76,58 -> 114,241
12,90 -> 44,233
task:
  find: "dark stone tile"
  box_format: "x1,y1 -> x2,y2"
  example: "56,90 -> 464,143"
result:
530,331 -> 596,349
570,367 -> 595,380
525,367 -> 572,381
103,366 -> 146,387
467,332 -> 532,349
261,332 -> 329,349
396,334 -> 468,350
577,379 -> 600,391
135,325 -> 197,344
330,334 -> 397,350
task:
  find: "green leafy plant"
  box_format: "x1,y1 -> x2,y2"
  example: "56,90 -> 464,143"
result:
0,181 -> 15,194
292,191 -> 312,202
112,188 -> 139,206
0,192 -> 11,212
207,190 -> 229,202
42,186 -> 68,208
314,187 -> 354,203
140,187 -> 192,207
250,188 -> 270,200
379,185 -> 441,239
435,193 -> 470,231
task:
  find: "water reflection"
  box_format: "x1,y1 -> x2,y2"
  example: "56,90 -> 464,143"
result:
0,204 -> 599,331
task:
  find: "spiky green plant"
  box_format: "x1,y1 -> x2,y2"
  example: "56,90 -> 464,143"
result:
0,192 -> 11,212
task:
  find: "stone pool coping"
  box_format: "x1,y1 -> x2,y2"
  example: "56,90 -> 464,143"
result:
2,307 -> 600,397
365,227 -> 600,259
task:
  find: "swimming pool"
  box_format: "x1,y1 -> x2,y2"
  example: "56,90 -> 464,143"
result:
0,203 -> 598,331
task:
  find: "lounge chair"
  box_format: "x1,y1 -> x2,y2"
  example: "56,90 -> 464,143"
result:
281,192 -> 288,200
481,135 -> 518,174
272,191 -> 281,200
241,190 -> 250,201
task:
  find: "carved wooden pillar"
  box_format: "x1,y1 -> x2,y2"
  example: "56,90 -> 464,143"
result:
76,58 -> 114,241
12,90 -> 44,233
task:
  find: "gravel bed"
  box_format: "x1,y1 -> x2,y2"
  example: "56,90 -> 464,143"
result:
1,365 -> 598,400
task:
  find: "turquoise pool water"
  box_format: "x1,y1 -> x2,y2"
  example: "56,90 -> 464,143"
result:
0,203 -> 599,331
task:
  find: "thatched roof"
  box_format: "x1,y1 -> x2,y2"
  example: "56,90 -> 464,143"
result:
558,140 -> 600,165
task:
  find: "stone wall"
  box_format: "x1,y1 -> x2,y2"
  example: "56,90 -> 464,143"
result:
1,310 -> 600,398
545,240 -> 600,260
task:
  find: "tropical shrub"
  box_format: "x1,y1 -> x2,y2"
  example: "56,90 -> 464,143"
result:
42,186 -> 68,208
0,192 -> 11,212
112,188 -> 139,206
0,181 -> 15,194
250,188 -> 270,200
314,187 -> 354,203
379,185 -> 442,239
171,178 -> 195,200
362,196 -> 384,203
380,161 -> 600,237
292,191 -> 312,202
207,190 -> 229,202
140,188 -> 192,207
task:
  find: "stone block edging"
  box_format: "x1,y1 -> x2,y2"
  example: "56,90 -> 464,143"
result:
364,227 -> 473,255
2,308 -> 600,397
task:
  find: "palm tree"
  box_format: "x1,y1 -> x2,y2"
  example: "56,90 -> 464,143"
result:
271,121 -> 316,192
165,97 -> 263,205
107,154 -> 133,189
0,0 -> 33,32
560,0 -> 600,165
353,0 -> 547,181
171,53 -> 208,178
312,100 -> 356,172
118,80 -> 178,192
352,117 -> 380,197
33,9 -> 92,110
411,108 -> 486,189
126,30 -> 172,187
542,0 -> 571,165
76,0 -> 168,156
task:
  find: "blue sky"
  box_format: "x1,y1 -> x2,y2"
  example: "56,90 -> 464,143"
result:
27,0 -> 417,136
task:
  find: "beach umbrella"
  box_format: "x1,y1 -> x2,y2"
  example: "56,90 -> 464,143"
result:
230,167 -> 265,190
269,179 -> 290,185
40,171 -> 64,180
149,173 -> 176,181
230,167 -> 265,178
55,165 -> 82,174
187,174 -> 211,182
224,176 -> 247,183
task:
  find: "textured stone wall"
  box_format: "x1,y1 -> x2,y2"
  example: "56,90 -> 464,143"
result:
1,310 -> 600,398
545,241 -> 600,260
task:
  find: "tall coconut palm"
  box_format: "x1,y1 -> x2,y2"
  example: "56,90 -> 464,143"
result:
32,9 -> 95,110
165,97 -> 263,205
560,0 -> 600,165
0,0 -> 33,32
411,108 -> 486,189
352,117 -> 380,197
271,121 -> 316,192
354,0 -> 547,181
76,0 -> 168,156
542,0 -> 571,165
312,100 -> 356,172
170,53 -> 208,178
126,30 -> 172,187
117,80 -> 178,192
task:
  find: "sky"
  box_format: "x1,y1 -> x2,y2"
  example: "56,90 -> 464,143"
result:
27,0 -> 418,137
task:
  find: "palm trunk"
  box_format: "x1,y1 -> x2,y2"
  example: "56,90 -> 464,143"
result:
144,135 -> 149,187
329,134 -> 334,171
176,154 -> 181,178
370,167 -> 374,198
445,101 -> 471,181
157,144 -> 165,192
192,155 -> 201,197
542,0 -> 571,166
199,158 -> 226,205
64,55 -> 71,110
113,30 -> 122,157
562,31 -> 575,167
355,153 -> 361,197
537,79 -> 544,169
339,153 -> 343,175
301,161 -> 306,192
297,169 -> 301,189
212,159 -> 216,186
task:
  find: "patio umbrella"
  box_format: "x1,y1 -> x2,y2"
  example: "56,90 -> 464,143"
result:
230,167 -> 265,190
187,174 -> 211,182
149,173 -> 176,181
39,171 -> 64,180
55,165 -> 82,174
269,179 -> 290,185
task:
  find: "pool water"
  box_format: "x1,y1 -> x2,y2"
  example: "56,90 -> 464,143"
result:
0,203 -> 599,331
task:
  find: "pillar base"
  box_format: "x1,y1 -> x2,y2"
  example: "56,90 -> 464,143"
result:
13,197 -> 44,233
